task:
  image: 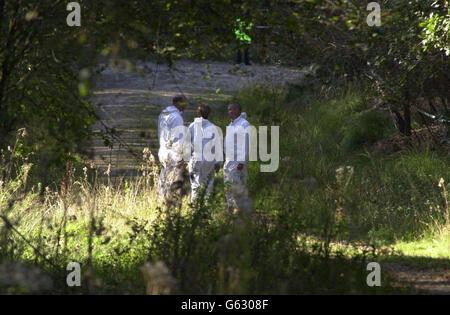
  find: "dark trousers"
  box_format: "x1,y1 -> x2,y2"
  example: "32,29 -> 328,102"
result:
236,47 -> 250,65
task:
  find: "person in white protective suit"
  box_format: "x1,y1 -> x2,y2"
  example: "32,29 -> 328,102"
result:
188,104 -> 222,203
158,94 -> 189,203
223,102 -> 252,214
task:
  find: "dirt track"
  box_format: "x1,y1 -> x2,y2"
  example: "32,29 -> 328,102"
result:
383,262 -> 450,294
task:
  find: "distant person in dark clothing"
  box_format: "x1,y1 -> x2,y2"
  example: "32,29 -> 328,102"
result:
234,12 -> 253,65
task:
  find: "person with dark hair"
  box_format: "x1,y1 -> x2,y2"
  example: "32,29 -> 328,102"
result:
158,94 -> 189,203
197,104 -> 211,119
188,104 -> 221,203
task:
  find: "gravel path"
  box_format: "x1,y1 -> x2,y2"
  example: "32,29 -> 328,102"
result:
383,262 -> 450,294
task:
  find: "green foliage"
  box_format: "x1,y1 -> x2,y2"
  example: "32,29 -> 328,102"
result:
241,0 -> 449,133
2,83 -> 447,294
419,3 -> 450,56
0,1 -> 101,186
340,110 -> 394,151
3,0 -> 448,186
232,84 -> 449,244
1,0 -> 448,295
0,173 -> 391,294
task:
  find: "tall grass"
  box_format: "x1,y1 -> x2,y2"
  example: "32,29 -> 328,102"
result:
0,136 -> 393,294
229,83 -> 449,245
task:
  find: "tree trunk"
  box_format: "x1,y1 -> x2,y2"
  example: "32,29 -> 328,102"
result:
403,104 -> 411,136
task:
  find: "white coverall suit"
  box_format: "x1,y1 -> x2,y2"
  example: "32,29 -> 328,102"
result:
224,112 -> 251,211
158,105 -> 187,201
188,117 -> 220,203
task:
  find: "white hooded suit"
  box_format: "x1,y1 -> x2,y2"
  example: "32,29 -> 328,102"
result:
188,117 -> 221,203
224,112 -> 251,211
158,105 -> 187,201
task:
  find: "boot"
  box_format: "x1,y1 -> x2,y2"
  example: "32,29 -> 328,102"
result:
236,49 -> 242,64
244,48 -> 250,65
